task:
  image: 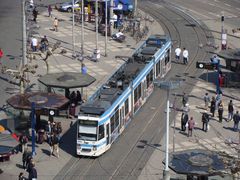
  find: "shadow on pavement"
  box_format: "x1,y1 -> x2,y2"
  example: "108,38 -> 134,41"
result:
59,121 -> 77,156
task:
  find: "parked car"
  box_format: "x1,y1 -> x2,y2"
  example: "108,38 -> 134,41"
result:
59,0 -> 80,12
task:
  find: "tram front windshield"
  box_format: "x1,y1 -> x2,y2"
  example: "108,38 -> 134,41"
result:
78,120 -> 97,141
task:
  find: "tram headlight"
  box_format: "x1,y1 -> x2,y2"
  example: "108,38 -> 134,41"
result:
93,145 -> 97,151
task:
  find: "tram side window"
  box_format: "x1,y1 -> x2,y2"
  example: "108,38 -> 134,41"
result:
98,124 -> 104,140
156,61 -> 160,76
110,116 -> 114,133
165,50 -> 170,65
125,98 -> 129,116
146,70 -> 153,88
134,84 -> 142,104
110,108 -> 120,133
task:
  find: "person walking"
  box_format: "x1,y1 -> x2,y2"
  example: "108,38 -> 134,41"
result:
81,63 -> 87,75
32,7 -> 38,22
233,111 -> 240,131
48,5 -> 52,17
188,117 -> 195,137
28,161 -> 37,180
48,133 -> 54,156
31,37 -> 38,52
52,133 -> 59,158
175,46 -> 181,63
19,134 -> 28,152
182,47 -> 189,64
218,100 -> 224,123
0,48 -> 3,65
202,111 -> 209,132
40,35 -> 49,52
22,148 -> 29,170
53,18 -> 59,32
182,92 -> 188,107
210,96 -> 216,117
181,112 -> 189,132
227,100 -> 234,121
203,93 -> 210,110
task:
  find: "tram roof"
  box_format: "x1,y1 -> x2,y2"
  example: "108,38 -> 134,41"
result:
79,35 -> 170,116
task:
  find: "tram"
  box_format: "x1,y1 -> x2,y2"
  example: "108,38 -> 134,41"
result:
77,34 -> 172,156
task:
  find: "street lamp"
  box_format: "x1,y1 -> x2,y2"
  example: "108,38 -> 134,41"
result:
155,80 -> 181,180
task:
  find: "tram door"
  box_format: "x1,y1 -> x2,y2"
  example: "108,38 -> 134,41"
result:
106,123 -> 110,145
142,79 -> 147,100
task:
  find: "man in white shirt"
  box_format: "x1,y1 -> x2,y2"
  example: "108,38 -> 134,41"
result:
31,37 -> 38,52
182,47 -> 189,64
175,47 -> 181,62
112,13 -> 118,29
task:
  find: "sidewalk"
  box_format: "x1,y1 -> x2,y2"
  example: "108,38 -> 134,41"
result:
138,78 -> 240,180
0,8 -> 164,180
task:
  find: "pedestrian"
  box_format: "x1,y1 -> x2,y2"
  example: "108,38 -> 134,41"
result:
210,96 -> 216,117
53,18 -> 59,32
40,35 -> 49,52
31,37 -> 38,52
32,7 -> 38,22
76,90 -> 83,105
29,0 -> 34,8
218,100 -> 224,123
175,46 -> 181,62
203,93 -> 210,110
181,112 -> 189,131
227,100 -> 234,121
18,172 -> 27,180
48,5 -> 52,17
26,155 -> 33,173
19,134 -> 28,153
182,92 -> 188,107
182,47 -> 189,64
28,161 -> 37,180
187,117 -> 195,137
233,111 -> 240,131
202,111 -> 209,132
22,148 -> 29,170
52,133 -> 59,158
0,48 -> 3,65
112,13 -> 118,29
48,133 -> 54,156
81,63 -> 87,75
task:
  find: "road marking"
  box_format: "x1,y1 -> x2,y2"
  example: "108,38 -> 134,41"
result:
208,3 -> 215,6
208,12 -> 220,17
224,3 -> 231,7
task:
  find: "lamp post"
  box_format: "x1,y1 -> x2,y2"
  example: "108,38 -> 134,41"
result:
72,0 -> 76,57
31,102 -> 36,156
81,0 -> 84,55
105,0 -> 108,57
155,80 -> 181,180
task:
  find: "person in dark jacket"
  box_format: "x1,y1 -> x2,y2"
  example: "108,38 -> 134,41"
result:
22,149 -> 29,170
181,112 -> 189,132
32,7 -> 38,22
218,100 -> 224,123
28,162 -> 37,180
202,111 -> 209,132
233,111 -> 240,131
227,100 -> 234,121
210,96 -> 216,117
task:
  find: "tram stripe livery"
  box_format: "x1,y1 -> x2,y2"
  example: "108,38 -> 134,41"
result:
77,34 -> 172,156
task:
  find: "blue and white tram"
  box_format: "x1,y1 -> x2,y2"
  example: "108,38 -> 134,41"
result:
77,35 -> 172,156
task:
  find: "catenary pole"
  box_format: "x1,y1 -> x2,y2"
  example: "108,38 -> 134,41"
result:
95,0 -> 99,54
81,0 -> 84,54
105,0 -> 108,56
110,0 -> 113,36
72,0 -> 76,57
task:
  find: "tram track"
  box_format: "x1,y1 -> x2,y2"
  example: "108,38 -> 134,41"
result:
107,0 -> 216,179
54,1 -> 216,179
